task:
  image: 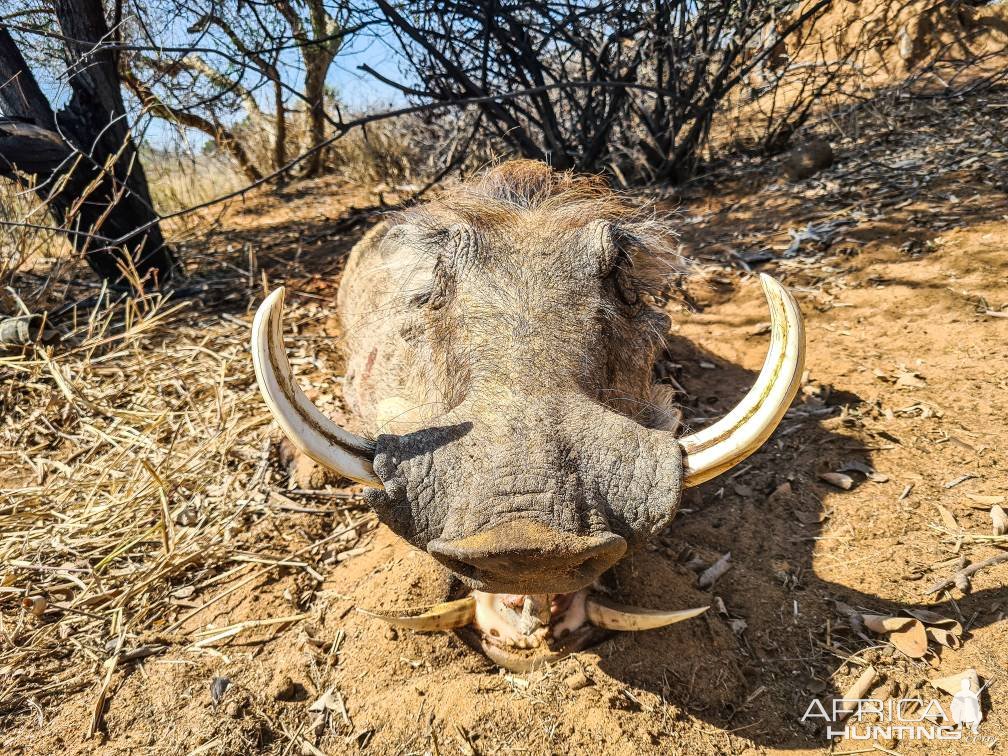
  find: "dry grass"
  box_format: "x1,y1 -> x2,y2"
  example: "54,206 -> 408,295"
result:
0,251 -> 369,723
233,110 -> 423,187
0,286 -> 249,710
0,182 -> 75,288
145,151 -> 246,217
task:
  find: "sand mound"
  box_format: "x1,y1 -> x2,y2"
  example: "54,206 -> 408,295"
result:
787,0 -> 1008,78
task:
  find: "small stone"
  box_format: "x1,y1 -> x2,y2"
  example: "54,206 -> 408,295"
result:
225,701 -> 243,719
175,507 -> 198,526
819,471 -> 854,490
22,596 -> 46,617
564,672 -> 592,690
270,674 -> 303,702
768,482 -> 793,504
210,676 -> 230,704
782,138 -> 834,181
278,438 -> 343,489
384,626 -> 398,641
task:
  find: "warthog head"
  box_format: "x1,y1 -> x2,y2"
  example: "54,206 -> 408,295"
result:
252,162 -> 804,668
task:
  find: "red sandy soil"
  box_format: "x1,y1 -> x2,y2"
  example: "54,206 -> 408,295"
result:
4,89 -> 1008,756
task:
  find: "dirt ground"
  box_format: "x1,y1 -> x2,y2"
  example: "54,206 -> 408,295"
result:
3,86 -> 1008,754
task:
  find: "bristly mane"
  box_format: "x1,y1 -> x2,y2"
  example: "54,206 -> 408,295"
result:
392,160 -> 684,293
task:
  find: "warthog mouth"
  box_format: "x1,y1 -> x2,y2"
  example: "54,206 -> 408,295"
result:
426,526 -> 629,595
360,588 -> 710,673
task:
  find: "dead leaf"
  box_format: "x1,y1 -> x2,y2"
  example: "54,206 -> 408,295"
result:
926,627 -> 962,649
904,609 -> 963,649
862,614 -> 928,658
903,608 -> 962,634
895,402 -> 942,419
931,668 -> 980,698
819,472 -> 854,490
698,552 -> 732,589
991,505 -> 1007,536
833,601 -> 866,635
944,474 -> 977,489
895,369 -> 926,388
838,460 -> 889,483
795,509 -> 828,525
839,460 -> 872,476
964,493 -> 1006,506
308,688 -> 341,713
873,368 -> 894,383
768,481 -> 793,502
934,503 -> 960,531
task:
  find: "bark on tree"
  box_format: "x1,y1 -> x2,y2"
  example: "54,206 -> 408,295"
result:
178,16 -> 288,177
303,57 -> 329,176
0,10 -> 175,288
121,63 -> 264,183
276,0 -> 343,177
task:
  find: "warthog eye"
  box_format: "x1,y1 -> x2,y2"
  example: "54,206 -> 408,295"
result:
612,274 -> 639,307
412,257 -> 452,310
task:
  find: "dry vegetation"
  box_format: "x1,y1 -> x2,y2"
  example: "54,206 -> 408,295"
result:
2,3 -> 1008,754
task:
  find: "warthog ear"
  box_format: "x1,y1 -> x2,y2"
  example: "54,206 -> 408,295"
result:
586,219 -> 624,276
585,220 -> 643,306
444,223 -> 477,267
406,223 -> 474,310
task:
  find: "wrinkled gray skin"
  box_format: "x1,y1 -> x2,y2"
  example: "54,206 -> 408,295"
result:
337,161 -> 685,595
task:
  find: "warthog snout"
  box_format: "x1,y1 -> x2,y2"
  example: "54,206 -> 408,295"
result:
428,520 -> 627,593
361,395 -> 686,594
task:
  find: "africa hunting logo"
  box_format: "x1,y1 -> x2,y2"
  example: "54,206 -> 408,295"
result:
801,676 -> 997,745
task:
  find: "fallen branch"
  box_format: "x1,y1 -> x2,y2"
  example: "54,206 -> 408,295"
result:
924,552 -> 1008,595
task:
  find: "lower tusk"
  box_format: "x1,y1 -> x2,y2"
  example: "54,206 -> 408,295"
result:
586,597 -> 709,631
358,597 -> 476,631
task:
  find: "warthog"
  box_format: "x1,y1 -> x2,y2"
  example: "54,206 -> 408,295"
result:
252,161 -> 805,669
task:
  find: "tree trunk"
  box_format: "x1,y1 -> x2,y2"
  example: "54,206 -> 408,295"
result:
0,12 -> 175,288
272,75 -> 287,184
302,54 -> 329,178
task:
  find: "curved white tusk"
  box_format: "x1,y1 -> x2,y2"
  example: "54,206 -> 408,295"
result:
251,287 -> 382,487
358,597 -> 476,631
586,597 -> 709,631
679,274 -> 805,487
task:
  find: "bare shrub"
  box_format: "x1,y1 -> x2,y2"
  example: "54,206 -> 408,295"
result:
227,107 -> 423,187
374,0 -> 836,183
